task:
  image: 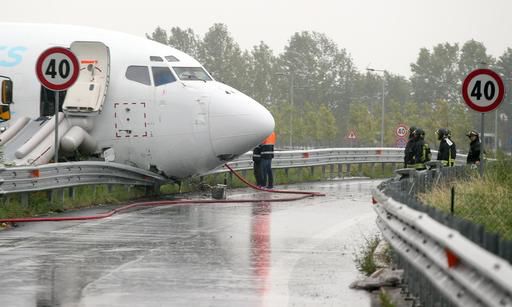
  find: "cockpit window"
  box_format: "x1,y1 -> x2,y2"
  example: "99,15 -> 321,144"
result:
151,66 -> 177,86
126,66 -> 151,86
165,55 -> 179,62
173,67 -> 212,81
150,56 -> 164,62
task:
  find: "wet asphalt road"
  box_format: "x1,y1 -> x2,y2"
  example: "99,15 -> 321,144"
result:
0,179 -> 380,307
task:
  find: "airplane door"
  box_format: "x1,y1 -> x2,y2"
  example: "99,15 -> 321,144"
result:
63,41 -> 110,115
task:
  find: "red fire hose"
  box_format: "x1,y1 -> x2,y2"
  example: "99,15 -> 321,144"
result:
0,164 -> 325,223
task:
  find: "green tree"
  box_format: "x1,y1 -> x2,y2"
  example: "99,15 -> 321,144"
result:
167,27 -> 200,58
278,31 -> 357,146
198,23 -> 249,92
410,43 -> 460,104
145,26 -> 168,45
495,48 -> 512,152
459,39 -> 495,79
348,103 -> 380,147
247,42 -> 277,106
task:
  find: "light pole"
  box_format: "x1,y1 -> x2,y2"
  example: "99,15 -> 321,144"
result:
367,68 -> 386,147
276,72 -> 294,148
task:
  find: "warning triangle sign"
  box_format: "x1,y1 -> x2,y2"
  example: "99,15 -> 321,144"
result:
346,130 -> 357,139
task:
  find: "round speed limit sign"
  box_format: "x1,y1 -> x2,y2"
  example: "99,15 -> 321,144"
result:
36,47 -> 79,91
395,124 -> 408,138
462,69 -> 505,113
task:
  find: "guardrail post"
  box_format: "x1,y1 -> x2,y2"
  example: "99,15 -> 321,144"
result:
358,163 -> 363,176
310,166 -> 315,178
371,162 -> 375,177
329,164 -> 334,179
347,163 -> 351,176
322,165 -> 326,178
20,192 -> 29,207
108,184 -> 113,193
58,189 -> 65,206
285,168 -> 289,180
145,183 -> 160,196
69,187 -> 76,200
337,164 -> 342,178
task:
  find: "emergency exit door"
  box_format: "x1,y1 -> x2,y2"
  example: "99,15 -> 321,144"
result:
63,41 -> 110,115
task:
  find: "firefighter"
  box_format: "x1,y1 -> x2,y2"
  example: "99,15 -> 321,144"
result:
466,130 -> 481,165
410,128 -> 431,170
404,126 -> 417,168
252,144 -> 263,187
435,128 -> 456,166
260,131 -> 276,189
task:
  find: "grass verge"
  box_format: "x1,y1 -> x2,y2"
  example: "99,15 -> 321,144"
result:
0,185 -> 146,220
418,155 -> 512,240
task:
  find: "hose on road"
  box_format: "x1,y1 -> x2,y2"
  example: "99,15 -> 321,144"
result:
0,164 -> 325,223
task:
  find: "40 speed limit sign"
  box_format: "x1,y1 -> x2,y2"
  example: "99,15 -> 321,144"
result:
462,68 -> 505,113
36,47 -> 79,91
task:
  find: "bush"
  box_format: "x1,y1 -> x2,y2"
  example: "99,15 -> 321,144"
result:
354,234 -> 381,276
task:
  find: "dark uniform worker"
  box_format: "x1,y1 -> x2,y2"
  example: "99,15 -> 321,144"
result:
410,128 -> 431,170
260,131 -> 276,189
436,128 -> 456,166
252,145 -> 263,187
404,126 -> 417,168
466,130 -> 481,165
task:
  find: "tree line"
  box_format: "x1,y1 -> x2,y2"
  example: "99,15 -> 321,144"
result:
147,24 -> 512,152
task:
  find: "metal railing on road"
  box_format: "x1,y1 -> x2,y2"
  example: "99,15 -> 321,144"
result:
0,148 -> 408,198
207,147 -> 408,175
0,161 -> 167,195
0,147 -> 469,197
373,188 -> 512,307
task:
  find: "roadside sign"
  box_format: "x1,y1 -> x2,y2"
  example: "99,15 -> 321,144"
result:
346,130 -> 357,140
36,47 -> 80,91
462,69 -> 505,113
396,138 -> 407,148
395,124 -> 408,138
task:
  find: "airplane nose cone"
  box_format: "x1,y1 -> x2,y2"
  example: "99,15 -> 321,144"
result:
209,90 -> 274,161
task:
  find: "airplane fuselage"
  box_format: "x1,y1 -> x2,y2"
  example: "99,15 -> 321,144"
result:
0,23 -> 274,178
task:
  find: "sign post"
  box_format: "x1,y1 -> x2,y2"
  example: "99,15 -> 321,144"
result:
462,68 -> 505,176
35,47 -> 79,163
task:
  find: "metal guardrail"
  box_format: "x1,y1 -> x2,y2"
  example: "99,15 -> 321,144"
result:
0,161 -> 167,195
0,147 -> 468,195
373,188 -> 512,307
206,147 -> 407,175
207,147 -> 467,174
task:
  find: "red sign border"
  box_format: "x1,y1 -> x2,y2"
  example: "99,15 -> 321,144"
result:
346,129 -> 357,140
395,123 -> 409,138
35,47 -> 80,91
462,68 -> 505,113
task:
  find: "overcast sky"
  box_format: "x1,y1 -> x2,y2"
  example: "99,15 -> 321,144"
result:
4,0 -> 512,77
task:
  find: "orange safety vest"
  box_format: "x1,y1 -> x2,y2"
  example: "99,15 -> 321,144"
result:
262,131 -> 276,145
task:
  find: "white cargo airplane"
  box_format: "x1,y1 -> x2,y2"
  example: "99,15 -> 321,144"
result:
0,23 -> 274,180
